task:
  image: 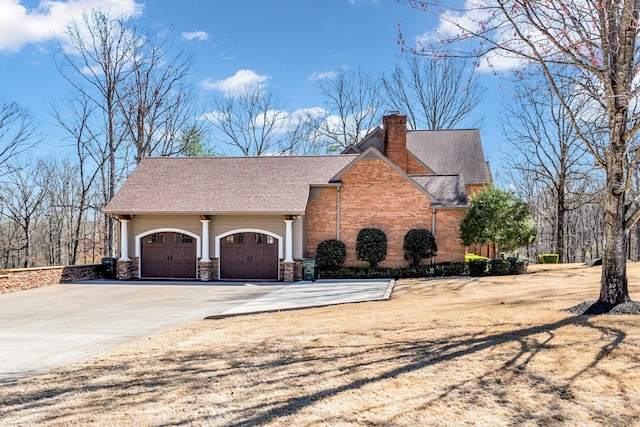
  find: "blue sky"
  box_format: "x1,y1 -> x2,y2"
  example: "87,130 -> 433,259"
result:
0,0 -> 508,179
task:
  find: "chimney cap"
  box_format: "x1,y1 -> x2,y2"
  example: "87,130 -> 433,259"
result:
387,110 -> 401,116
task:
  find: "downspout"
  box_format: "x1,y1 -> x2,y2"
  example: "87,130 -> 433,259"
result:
431,209 -> 436,265
336,185 -> 341,240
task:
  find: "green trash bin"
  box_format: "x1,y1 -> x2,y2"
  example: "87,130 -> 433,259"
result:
302,258 -> 318,282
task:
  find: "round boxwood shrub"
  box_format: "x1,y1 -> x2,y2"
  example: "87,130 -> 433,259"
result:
403,228 -> 437,268
468,259 -> 487,277
488,258 -> 511,275
356,228 -> 387,268
315,239 -> 347,269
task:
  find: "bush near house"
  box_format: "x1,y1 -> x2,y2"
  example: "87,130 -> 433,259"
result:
319,262 -> 467,279
465,253 -> 489,263
538,254 -> 560,264
468,259 -> 488,277
356,228 -> 387,268
315,239 -> 347,269
403,229 -> 437,267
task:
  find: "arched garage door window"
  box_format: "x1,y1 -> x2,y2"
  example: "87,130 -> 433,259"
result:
220,232 -> 278,280
141,232 -> 197,278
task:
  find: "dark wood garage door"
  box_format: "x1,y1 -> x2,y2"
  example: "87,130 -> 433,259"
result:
220,232 -> 279,280
141,232 -> 197,278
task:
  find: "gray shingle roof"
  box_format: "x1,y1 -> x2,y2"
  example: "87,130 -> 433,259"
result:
411,175 -> 467,207
407,129 -> 490,184
103,155 -> 357,215
345,128 -> 490,185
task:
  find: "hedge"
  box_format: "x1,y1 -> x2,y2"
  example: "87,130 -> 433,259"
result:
319,262 -> 467,280
538,254 -> 559,264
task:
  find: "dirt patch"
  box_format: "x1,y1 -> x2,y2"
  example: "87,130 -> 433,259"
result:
2,263 -> 640,426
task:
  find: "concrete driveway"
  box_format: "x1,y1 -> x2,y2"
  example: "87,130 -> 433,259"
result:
0,278 -> 393,383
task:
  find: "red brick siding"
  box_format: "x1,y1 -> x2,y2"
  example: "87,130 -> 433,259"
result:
467,184 -> 487,198
307,158 -> 439,267
407,154 -> 430,175
306,187 -> 338,258
433,209 -> 467,262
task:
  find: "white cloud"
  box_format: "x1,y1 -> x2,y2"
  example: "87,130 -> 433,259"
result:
182,30 -> 209,42
308,70 -> 339,81
200,69 -> 270,94
0,0 -> 142,52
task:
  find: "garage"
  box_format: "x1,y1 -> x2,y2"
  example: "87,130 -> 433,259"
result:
140,232 -> 197,278
220,232 -> 279,280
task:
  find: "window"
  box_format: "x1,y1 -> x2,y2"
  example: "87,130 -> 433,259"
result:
255,234 -> 275,245
147,233 -> 165,244
225,234 -> 244,244
175,233 -> 194,244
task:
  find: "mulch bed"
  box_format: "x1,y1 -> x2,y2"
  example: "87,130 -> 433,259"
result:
565,300 -> 640,315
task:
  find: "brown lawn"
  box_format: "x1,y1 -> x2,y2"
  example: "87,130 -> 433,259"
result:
2,263 -> 640,426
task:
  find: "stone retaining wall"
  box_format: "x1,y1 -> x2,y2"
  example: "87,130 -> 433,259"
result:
0,264 -> 103,294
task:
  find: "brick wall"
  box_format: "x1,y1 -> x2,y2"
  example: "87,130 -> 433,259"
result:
307,158 -> 439,267
406,154 -> 430,175
0,264 -> 102,294
433,208 -> 467,262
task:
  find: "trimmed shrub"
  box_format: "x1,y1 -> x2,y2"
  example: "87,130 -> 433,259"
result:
488,258 -> 511,275
315,239 -> 347,269
506,257 -> 528,274
319,262 -> 467,280
465,253 -> 489,263
469,259 -> 487,277
356,228 -> 387,268
538,254 -> 559,264
403,229 -> 437,267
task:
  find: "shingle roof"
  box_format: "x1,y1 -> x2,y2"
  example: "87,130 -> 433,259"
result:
411,175 -> 467,207
407,129 -> 490,184
103,155 -> 357,215
344,128 -> 490,185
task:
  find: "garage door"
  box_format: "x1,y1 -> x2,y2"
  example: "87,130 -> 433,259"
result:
141,232 -> 197,278
220,232 -> 279,280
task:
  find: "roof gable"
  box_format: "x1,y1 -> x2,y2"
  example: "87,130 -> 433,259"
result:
331,146 -> 437,202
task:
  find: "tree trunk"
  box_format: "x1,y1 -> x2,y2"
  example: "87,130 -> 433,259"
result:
556,184 -> 566,263
600,175 -> 631,304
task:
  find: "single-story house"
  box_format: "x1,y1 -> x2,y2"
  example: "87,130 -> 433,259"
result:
103,113 -> 492,281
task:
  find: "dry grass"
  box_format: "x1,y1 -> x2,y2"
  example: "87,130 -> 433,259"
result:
2,263 -> 640,426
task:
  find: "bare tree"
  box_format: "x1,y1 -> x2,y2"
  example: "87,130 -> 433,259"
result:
314,67 -> 385,151
503,71 -> 597,263
56,10 -> 199,255
0,163 -> 46,268
405,0 -> 640,306
0,99 -> 39,175
382,56 -> 485,130
205,85 -> 308,156
117,27 -> 200,162
55,10 -> 134,257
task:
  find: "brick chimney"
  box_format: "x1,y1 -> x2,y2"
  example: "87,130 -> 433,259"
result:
383,112 -> 408,173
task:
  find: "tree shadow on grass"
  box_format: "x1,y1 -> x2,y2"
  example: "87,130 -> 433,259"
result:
0,315 -> 631,426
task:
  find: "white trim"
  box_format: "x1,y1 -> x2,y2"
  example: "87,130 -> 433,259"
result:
214,229 -> 283,280
135,228 -> 202,278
